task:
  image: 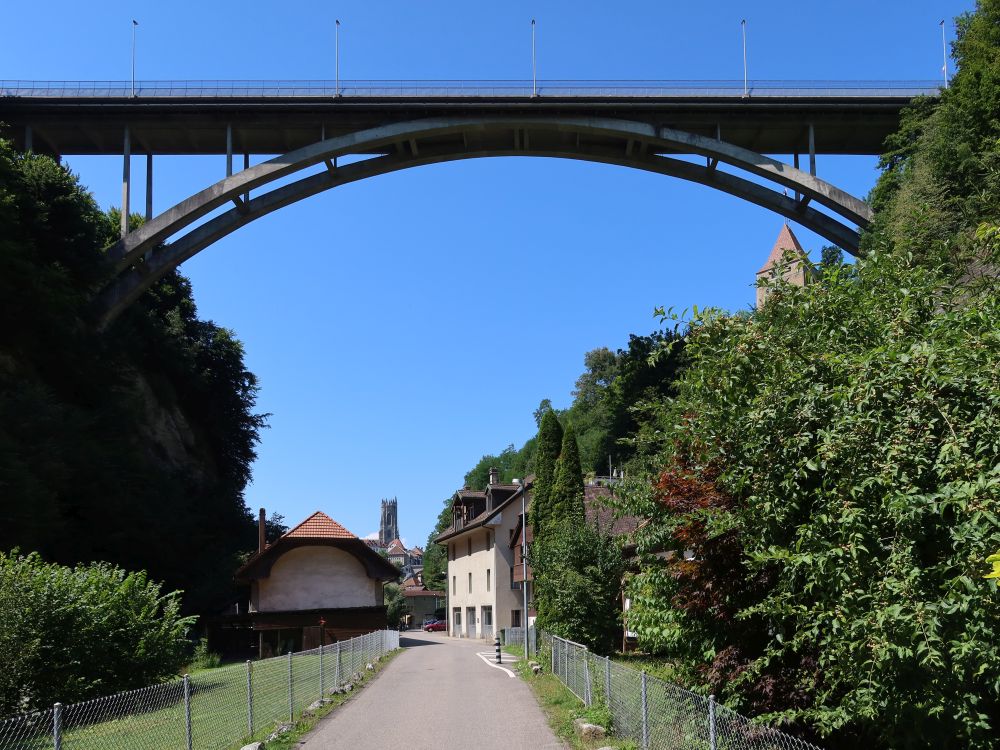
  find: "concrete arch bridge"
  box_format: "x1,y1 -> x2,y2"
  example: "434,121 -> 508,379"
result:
0,80 -> 939,328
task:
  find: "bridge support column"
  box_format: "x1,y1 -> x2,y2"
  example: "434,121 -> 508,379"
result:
226,123 -> 233,177
24,126 -> 32,153
808,123 -> 816,176
121,127 -> 131,238
794,153 -> 800,202
244,153 -> 250,203
145,153 -> 153,221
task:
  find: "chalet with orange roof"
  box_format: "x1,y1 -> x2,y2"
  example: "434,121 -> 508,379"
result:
235,509 -> 399,657
756,224 -> 815,308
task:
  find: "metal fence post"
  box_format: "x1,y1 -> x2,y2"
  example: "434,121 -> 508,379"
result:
604,655 -> 611,705
709,694 -> 718,750
335,642 -> 341,689
641,670 -> 649,750
319,643 -> 325,698
246,660 -> 254,737
52,703 -> 62,750
584,652 -> 592,706
287,651 -> 293,722
183,674 -> 193,750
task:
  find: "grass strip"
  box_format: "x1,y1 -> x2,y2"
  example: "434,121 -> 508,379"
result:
510,656 -> 638,750
260,648 -> 402,750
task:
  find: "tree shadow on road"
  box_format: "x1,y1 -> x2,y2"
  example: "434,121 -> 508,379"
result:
400,636 -> 443,648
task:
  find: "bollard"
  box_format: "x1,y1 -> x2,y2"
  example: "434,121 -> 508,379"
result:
183,674 -> 193,750
246,660 -> 254,737
495,636 -> 502,664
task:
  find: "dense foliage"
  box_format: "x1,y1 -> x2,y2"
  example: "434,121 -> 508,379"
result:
0,142 -> 266,614
384,582 -> 406,628
0,551 -> 195,715
611,5 -> 1000,746
548,424 -> 585,527
530,411 -> 564,535
530,521 -> 625,653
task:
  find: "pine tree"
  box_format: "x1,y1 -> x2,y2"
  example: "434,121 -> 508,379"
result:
551,424 -> 585,525
531,410 -> 563,535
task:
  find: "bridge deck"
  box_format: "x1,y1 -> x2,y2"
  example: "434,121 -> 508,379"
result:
1,80 -> 938,156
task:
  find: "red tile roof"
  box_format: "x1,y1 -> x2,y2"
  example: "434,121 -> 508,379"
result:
283,511 -> 356,540
758,224 -> 807,274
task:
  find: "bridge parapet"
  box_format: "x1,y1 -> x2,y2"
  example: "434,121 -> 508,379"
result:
1,78 -> 941,99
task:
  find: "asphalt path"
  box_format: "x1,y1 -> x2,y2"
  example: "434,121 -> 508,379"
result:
301,630 -> 563,749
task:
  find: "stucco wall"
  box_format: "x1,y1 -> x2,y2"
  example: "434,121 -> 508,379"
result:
445,508 -> 524,637
255,546 -> 380,611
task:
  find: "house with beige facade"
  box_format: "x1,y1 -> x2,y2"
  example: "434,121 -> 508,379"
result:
435,470 -> 531,639
235,509 -> 400,657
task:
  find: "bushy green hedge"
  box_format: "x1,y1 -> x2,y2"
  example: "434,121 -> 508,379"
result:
0,551 -> 195,716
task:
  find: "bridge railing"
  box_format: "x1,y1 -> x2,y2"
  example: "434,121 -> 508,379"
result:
0,79 -> 942,99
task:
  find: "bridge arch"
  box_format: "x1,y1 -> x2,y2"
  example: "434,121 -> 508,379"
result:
96,116 -> 871,328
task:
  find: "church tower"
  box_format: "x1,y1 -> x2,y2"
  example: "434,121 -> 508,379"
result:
379,498 -> 399,544
756,224 -> 813,308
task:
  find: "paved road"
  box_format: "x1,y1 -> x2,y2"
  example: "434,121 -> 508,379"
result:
301,630 -> 563,749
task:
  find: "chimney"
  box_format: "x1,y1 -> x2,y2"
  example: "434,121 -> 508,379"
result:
258,508 -> 266,553
488,467 -> 500,486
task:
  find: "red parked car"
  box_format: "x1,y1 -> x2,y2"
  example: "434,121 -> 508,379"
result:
423,620 -> 446,632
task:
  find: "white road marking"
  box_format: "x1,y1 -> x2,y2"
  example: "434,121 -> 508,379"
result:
476,652 -> 516,678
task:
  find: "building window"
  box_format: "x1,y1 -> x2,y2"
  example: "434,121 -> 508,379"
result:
510,566 -> 520,590
487,569 -> 491,592
468,572 -> 472,593
512,609 -> 522,628
468,538 -> 472,556
452,575 -> 456,595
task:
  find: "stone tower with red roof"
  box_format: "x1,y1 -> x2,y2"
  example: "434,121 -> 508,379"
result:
756,224 -> 814,308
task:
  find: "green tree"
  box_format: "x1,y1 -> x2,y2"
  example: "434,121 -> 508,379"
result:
421,498 -> 454,592
383,582 -> 406,628
530,522 -> 624,653
530,410 -> 564,535
0,551 -> 195,715
550,424 -> 585,525
533,398 -> 554,427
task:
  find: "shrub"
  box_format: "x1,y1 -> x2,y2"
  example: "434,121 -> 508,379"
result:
0,551 -> 196,716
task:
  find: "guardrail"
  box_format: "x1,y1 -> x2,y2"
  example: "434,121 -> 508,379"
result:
0,79 -> 942,99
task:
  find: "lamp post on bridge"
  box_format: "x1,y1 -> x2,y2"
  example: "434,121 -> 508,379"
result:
741,19 -> 748,98
531,19 -> 537,97
131,19 -> 138,98
940,20 -> 949,88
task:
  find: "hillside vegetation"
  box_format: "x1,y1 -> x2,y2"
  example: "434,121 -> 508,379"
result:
610,3 -> 1000,747
0,142 -> 267,616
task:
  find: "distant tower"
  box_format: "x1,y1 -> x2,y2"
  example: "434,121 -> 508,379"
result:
756,223 -> 813,308
379,498 -> 399,544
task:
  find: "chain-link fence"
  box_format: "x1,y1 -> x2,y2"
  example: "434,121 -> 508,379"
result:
0,629 -> 400,750
499,626 -> 537,655
544,634 -> 823,750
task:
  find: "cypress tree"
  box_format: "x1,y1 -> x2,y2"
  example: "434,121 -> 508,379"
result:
551,424 -> 585,524
531,410 -> 563,535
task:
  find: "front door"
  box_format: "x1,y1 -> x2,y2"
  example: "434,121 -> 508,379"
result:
466,606 -> 477,639
453,607 -> 462,637
481,606 -> 493,639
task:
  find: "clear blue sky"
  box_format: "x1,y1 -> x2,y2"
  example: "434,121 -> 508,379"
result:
2,0 -> 973,547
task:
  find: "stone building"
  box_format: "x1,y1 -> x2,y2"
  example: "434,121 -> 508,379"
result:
379,497 -> 399,544
756,224 -> 815,308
